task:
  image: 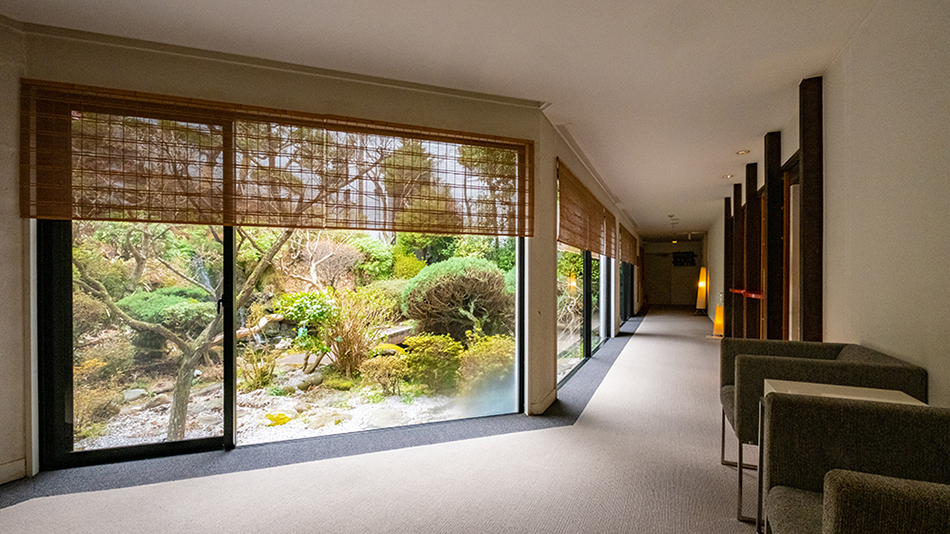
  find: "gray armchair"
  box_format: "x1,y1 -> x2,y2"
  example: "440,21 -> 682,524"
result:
719,338 -> 928,522
762,393 -> 950,534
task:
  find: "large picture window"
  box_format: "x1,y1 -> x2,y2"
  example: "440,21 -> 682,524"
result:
556,159 -> 613,384
24,81 -> 532,468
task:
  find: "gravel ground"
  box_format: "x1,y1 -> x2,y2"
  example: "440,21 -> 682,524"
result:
75,368 -> 462,450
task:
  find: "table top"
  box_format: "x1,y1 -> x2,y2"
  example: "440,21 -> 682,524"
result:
763,379 -> 927,406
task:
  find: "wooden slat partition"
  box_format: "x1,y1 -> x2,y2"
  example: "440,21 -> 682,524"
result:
799,77 -> 823,341
744,163 -> 761,339
764,131 -> 784,339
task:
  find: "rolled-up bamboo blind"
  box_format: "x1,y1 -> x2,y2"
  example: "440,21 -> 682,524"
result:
620,225 -> 637,265
557,158 -> 609,255
20,81 -> 534,236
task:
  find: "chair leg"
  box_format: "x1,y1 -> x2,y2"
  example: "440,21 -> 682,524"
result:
737,442 -> 756,523
721,411 -> 757,469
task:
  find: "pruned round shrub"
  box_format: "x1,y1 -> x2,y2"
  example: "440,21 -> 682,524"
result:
116,287 -> 213,324
403,333 -> 463,392
459,332 -> 516,394
359,355 -> 408,396
161,300 -> 216,337
401,257 -> 513,340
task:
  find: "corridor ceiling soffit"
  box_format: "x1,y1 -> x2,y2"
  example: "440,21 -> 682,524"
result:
0,0 -> 878,237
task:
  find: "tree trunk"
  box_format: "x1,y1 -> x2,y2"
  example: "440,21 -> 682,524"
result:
166,353 -> 198,441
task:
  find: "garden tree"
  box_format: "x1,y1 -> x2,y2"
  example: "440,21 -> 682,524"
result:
276,230 -> 363,291
74,224 -> 295,441
377,139 -> 464,263
71,119 -> 391,440
457,145 -> 517,236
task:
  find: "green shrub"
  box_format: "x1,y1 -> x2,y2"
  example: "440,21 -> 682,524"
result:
323,376 -> 356,391
504,267 -> 517,295
359,355 -> 408,396
161,301 -> 216,337
403,333 -> 463,392
394,252 -> 426,279
73,290 -> 110,340
459,332 -> 516,394
401,257 -> 513,340
326,289 -> 390,378
357,280 -> 408,323
238,346 -> 278,392
396,233 -> 458,264
73,243 -> 131,299
116,287 -> 212,324
273,290 -> 337,328
351,236 -> 394,284
74,336 -> 136,383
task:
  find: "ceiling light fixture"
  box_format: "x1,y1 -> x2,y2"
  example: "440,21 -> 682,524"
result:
736,150 -> 750,155
724,174 -> 734,179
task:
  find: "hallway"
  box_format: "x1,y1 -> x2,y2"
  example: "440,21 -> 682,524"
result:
0,308 -> 755,533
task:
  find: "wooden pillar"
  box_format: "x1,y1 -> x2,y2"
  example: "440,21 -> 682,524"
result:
732,183 -> 745,338
800,77 -> 823,341
723,197 -> 734,337
744,163 -> 761,339
764,131 -> 784,339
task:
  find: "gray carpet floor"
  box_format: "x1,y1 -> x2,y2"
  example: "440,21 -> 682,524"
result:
0,307 -> 756,533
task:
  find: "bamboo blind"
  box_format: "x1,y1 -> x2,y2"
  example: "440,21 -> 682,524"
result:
557,158 -> 609,255
20,81 -> 534,236
620,225 -> 637,265
605,210 -> 616,259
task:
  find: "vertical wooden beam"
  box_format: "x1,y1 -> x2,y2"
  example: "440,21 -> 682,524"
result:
800,76 -> 823,341
744,163 -> 761,339
723,197 -> 733,337
764,131 -> 784,339
732,183 -> 745,338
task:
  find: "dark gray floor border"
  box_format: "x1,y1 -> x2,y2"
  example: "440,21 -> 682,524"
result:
0,315 -> 644,509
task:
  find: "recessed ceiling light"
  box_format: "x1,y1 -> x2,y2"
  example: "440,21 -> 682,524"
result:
737,150 -> 750,155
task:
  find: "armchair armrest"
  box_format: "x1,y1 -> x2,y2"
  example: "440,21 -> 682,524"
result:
823,470 -> 950,534
734,355 -> 928,444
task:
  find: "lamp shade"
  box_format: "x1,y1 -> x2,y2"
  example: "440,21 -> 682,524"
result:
713,305 -> 724,337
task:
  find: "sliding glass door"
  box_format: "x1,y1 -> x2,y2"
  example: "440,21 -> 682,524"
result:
26,81 -> 532,470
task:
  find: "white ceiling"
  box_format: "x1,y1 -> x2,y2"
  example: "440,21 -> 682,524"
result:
0,0 -> 879,237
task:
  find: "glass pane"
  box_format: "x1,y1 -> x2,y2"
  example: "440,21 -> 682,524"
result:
234,229 -> 518,445
556,244 -> 584,382
590,253 -> 602,350
72,221 -> 224,450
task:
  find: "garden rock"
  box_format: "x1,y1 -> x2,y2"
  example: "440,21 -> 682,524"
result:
123,389 -> 148,403
366,408 -> 409,429
297,372 -> 323,391
196,412 -> 222,426
151,381 -> 173,394
144,394 -> 171,409
307,413 -> 352,429
294,401 -> 310,413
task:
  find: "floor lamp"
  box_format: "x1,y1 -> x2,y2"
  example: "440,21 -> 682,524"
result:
695,267 -> 707,315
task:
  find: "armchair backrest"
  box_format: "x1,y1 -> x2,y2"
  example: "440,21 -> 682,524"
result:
763,393 -> 950,495
720,338 -> 844,387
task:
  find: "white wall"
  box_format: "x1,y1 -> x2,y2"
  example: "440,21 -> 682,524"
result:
0,17 -> 27,485
823,0 -> 950,406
